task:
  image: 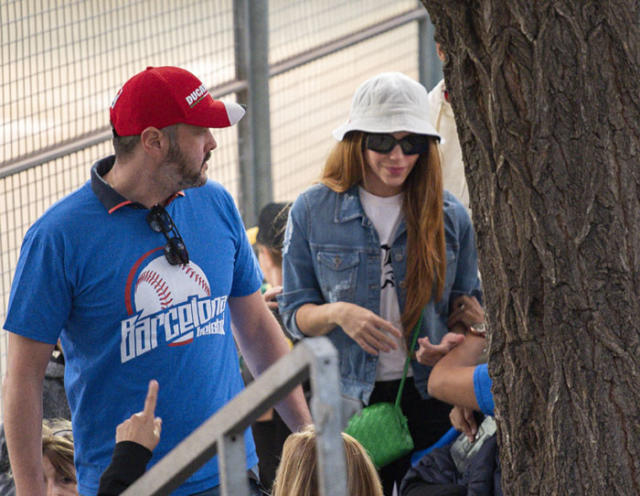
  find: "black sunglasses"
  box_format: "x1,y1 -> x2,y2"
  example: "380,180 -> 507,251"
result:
146,205 -> 190,265
364,133 -> 431,155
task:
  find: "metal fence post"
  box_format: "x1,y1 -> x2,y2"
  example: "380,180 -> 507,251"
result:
233,0 -> 272,227
418,12 -> 442,92
218,432 -> 250,496
307,338 -> 348,496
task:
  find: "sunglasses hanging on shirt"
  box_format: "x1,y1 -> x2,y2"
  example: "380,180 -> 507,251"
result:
146,205 -> 190,265
364,133 -> 431,155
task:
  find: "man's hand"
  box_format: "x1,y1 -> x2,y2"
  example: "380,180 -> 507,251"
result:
333,302 -> 403,355
450,405 -> 478,442
415,332 -> 464,366
115,380 -> 162,452
448,295 -> 484,333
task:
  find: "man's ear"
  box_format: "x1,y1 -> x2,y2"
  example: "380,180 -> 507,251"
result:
140,127 -> 167,157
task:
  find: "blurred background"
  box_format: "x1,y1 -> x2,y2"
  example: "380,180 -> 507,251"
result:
0,0 -> 442,407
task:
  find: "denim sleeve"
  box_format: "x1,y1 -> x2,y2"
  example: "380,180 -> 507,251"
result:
449,205 -> 483,306
278,195 -> 325,339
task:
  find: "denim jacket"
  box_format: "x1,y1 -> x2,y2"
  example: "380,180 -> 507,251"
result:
279,184 -> 482,404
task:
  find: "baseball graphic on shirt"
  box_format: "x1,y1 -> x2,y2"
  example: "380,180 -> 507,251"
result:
134,257 -> 211,318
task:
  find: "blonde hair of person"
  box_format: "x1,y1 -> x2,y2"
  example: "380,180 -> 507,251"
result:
271,425 -> 383,496
320,131 -> 446,336
41,418 -> 76,485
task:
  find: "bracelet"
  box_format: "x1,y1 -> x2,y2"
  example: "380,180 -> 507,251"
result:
469,322 -> 487,338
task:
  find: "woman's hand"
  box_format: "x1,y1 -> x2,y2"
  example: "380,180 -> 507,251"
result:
333,302 -> 403,355
263,285 -> 283,311
450,405 -> 478,442
415,332 -> 464,366
447,295 -> 484,333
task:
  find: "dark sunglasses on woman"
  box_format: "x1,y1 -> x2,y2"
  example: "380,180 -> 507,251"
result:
365,133 -> 431,155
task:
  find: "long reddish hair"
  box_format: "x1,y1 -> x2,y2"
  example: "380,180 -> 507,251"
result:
320,132 -> 446,336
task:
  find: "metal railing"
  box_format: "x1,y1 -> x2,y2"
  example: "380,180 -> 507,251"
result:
122,337 -> 349,496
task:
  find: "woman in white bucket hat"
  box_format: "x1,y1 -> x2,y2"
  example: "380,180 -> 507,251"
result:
279,72 -> 482,494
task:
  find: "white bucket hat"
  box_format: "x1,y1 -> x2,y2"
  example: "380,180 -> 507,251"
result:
333,72 -> 442,143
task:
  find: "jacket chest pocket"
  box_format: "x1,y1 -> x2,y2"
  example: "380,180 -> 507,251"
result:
316,251 -> 360,303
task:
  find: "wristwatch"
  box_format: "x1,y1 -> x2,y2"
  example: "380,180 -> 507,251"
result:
469,322 -> 487,338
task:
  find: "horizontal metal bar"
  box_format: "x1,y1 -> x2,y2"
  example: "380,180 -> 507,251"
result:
210,79 -> 250,98
0,129 -> 113,179
270,7 -> 427,77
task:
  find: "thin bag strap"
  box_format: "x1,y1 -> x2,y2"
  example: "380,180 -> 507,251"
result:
394,312 -> 424,408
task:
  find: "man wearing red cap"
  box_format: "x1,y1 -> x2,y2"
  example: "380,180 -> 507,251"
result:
3,66 -> 311,496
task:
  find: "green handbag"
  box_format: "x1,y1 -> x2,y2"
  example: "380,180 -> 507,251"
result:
345,314 -> 423,468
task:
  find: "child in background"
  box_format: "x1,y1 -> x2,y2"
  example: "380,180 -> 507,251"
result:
41,419 -> 78,496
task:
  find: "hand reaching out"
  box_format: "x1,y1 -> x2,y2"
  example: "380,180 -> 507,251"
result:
415,332 -> 464,366
115,379 -> 162,452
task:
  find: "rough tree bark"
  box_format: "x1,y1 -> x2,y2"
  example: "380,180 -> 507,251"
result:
421,2 -> 640,494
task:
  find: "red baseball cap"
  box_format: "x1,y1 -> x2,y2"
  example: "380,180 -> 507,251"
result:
110,66 -> 245,136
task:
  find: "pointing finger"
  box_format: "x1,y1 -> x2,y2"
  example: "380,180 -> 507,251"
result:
143,379 -> 159,417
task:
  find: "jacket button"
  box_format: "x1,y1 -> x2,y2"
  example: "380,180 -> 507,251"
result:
334,256 -> 341,267
399,281 -> 407,289
395,253 -> 403,261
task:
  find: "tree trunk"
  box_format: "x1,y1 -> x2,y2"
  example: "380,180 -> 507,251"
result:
421,1 -> 640,494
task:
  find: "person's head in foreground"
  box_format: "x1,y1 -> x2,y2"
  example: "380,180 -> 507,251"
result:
42,419 -> 78,496
326,71 -> 445,332
271,425 -> 383,496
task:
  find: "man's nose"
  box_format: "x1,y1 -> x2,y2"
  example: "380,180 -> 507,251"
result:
206,130 -> 217,152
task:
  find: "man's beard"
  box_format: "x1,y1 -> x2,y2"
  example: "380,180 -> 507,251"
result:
164,142 -> 210,189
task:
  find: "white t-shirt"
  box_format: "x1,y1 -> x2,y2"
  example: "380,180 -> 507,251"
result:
359,187 -> 411,381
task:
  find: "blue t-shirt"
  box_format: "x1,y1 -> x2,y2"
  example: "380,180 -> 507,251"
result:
473,363 -> 494,416
4,158 -> 262,495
